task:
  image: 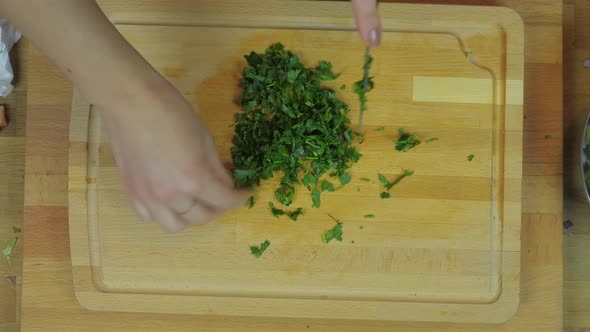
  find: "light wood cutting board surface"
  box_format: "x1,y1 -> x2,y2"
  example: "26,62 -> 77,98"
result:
68,1 -> 522,323
23,0 -> 563,331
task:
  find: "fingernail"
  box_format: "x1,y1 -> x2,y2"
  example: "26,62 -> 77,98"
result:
369,28 -> 381,47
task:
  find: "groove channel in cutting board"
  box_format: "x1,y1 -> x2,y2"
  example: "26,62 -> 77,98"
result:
68,2 -> 523,323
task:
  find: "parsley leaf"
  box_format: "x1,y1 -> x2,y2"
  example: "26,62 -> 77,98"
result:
354,47 -> 374,131
393,129 -> 421,152
269,202 -> 286,217
289,208 -> 304,221
321,180 -> 335,192
322,221 -> 343,244
375,127 -> 385,132
250,240 -> 271,258
11,226 -> 21,234
269,202 -> 304,221
364,214 -> 376,219
3,237 -> 17,266
380,192 -> 391,199
468,154 -> 475,161
339,172 -> 352,185
314,61 -> 341,81
312,188 -> 321,208
379,169 -> 415,191
360,177 -> 371,182
340,84 -> 346,91
378,173 -> 390,186
425,137 -> 439,143
247,196 -> 255,209
274,185 -> 295,206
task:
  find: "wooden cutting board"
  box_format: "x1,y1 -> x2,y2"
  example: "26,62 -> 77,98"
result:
68,1 -> 523,323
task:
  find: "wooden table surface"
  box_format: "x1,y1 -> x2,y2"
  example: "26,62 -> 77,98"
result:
21,0 -> 563,331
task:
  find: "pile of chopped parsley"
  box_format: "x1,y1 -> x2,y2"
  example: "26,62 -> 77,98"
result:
231,43 -> 361,209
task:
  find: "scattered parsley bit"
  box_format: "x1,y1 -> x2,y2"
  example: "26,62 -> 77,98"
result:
11,226 -> 21,234
269,202 -> 304,221
322,221 -> 343,244
288,208 -> 304,221
250,240 -> 271,258
321,180 -> 335,192
380,192 -> 391,199
269,202 -> 286,217
378,169 -> 415,191
3,238 -> 17,266
312,188 -> 321,208
375,127 -> 385,132
353,47 -> 374,131
394,129 -> 421,152
274,185 -> 295,206
340,84 -> 346,91
339,172 -> 352,185
364,214 -> 376,219
544,134 -> 552,139
315,61 -> 341,81
231,43 -> 361,211
468,154 -> 475,161
360,177 -> 371,182
247,196 -> 255,209
359,226 -> 364,230
425,138 -> 439,143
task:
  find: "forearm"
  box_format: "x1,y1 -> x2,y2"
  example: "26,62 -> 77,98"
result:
0,0 -> 164,109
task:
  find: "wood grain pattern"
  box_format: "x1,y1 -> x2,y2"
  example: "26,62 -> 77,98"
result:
67,3 -> 523,323
23,0 -> 563,331
563,1 -> 590,331
0,39 -> 29,328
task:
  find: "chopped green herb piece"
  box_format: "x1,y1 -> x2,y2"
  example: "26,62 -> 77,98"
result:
311,188 -> 321,208
425,138 -> 439,143
274,185 -> 294,206
322,222 -> 343,244
231,43 -> 361,210
468,154 -> 475,161
544,134 -> 552,139
375,127 -> 385,132
289,208 -> 304,221
380,192 -> 391,199
270,202 -> 304,221
11,226 -> 21,234
314,60 -> 341,81
3,237 -> 17,266
378,173 -> 390,186
364,214 -> 376,219
269,202 -> 286,217
340,84 -> 346,91
394,129 -> 421,152
250,240 -> 271,258
379,169 -> 415,191
354,47 -> 374,131
360,177 -> 371,182
321,180 -> 335,192
302,173 -> 317,187
247,196 -> 255,209
339,172 -> 352,185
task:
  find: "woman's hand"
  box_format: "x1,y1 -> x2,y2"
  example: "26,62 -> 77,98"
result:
352,0 -> 381,47
100,81 -> 248,233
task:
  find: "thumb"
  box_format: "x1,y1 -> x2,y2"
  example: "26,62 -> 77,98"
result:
351,0 -> 381,47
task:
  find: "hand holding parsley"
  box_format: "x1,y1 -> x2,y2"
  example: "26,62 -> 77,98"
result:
351,0 -> 382,47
